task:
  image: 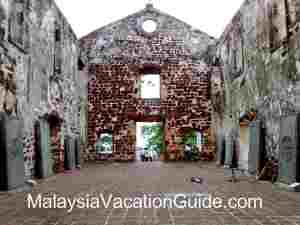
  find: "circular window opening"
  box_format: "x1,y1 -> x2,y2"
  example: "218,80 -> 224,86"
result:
142,20 -> 157,33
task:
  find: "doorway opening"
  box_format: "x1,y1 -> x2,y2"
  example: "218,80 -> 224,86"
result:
136,122 -> 164,162
48,115 -> 63,173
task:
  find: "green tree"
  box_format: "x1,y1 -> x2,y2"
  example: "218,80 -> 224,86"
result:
182,129 -> 197,146
143,124 -> 164,154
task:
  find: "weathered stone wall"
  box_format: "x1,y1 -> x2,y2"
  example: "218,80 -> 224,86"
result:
87,63 -> 214,161
0,0 -> 86,177
217,0 -> 300,159
81,4 -> 217,161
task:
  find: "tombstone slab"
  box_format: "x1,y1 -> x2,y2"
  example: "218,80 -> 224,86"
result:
74,137 -> 81,167
0,113 -> 25,191
216,133 -> 225,165
34,119 -> 53,179
224,132 -> 234,166
248,120 -> 266,175
64,136 -> 76,170
278,114 -> 300,185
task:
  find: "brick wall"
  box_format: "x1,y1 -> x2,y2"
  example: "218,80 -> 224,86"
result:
80,4 -> 218,161
86,63 -> 214,161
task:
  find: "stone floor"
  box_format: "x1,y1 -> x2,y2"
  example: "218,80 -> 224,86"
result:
0,161 -> 300,225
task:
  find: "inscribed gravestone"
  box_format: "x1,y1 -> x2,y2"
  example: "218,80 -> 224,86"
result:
64,136 -> 76,170
248,120 -> 265,175
0,113 -> 25,190
75,137 -> 81,167
217,133 -> 225,165
278,114 -> 300,184
34,119 -> 53,179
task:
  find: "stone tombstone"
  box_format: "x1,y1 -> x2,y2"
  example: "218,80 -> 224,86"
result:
64,136 -> 76,170
224,132 -> 234,166
278,114 -> 300,184
34,119 -> 53,179
0,112 -> 25,191
74,137 -> 81,167
248,120 -> 265,175
216,133 -> 225,165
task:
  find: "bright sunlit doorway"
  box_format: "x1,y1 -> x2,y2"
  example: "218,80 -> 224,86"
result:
136,122 -> 164,162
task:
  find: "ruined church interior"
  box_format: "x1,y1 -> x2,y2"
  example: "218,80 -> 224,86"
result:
0,0 -> 300,224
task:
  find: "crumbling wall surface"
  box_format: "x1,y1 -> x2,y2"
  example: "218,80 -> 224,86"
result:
0,0 -> 83,177
81,4 -> 217,161
80,4 -> 215,65
217,0 -> 300,158
215,0 -> 257,151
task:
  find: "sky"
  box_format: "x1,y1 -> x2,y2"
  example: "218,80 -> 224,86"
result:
54,0 -> 245,39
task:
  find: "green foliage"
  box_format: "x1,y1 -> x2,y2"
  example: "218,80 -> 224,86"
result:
182,129 -> 197,146
143,124 -> 164,154
182,130 -> 200,161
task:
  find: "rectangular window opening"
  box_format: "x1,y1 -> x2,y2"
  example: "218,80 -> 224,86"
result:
96,133 -> 113,154
140,74 -> 160,99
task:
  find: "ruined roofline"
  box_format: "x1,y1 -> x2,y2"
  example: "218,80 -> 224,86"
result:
79,4 -> 215,41
217,0 -> 251,43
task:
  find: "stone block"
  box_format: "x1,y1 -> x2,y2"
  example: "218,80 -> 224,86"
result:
0,112 -> 25,191
278,114 -> 300,184
217,134 -> 226,165
75,137 -> 81,167
64,136 -> 76,170
248,121 -> 266,176
34,119 -> 53,179
224,134 -> 234,166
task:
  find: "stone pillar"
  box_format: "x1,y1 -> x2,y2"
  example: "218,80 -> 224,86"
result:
0,113 -> 25,191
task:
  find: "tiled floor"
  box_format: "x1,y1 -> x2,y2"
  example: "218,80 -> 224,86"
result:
0,161 -> 300,225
